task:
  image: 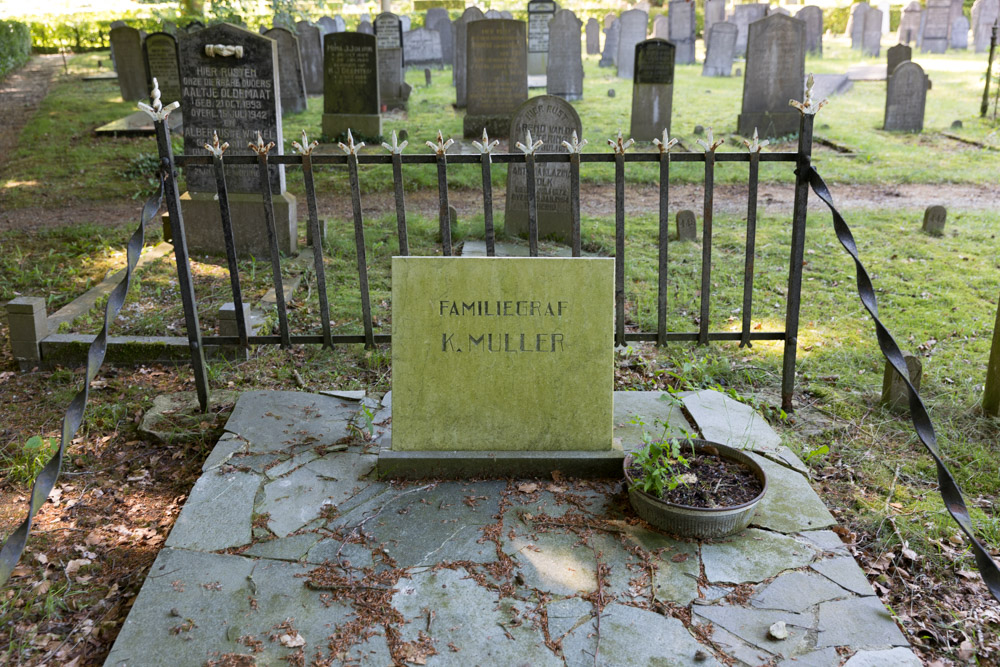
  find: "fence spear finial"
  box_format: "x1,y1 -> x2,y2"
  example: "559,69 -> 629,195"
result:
381,130 -> 408,154
607,129 -> 634,155
425,130 -> 454,155
137,77 -> 180,122
338,129 -> 365,156
248,130 -> 275,155
652,128 -> 678,154
790,73 -> 828,115
743,128 -> 769,153
292,130 -> 319,156
204,130 -> 229,157
516,129 -> 544,155
697,127 -> 724,152
472,128 -> 499,155
561,130 -> 588,154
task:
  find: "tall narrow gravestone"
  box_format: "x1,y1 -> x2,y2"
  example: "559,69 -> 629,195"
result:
144,32 -> 182,109
849,2 -> 869,50
863,7 -> 883,56
323,32 -> 381,140
703,22 -> 737,76
547,9 -> 584,101
884,61 -> 926,131
887,43 -> 912,75
295,21 -> 324,95
110,26 -> 148,102
921,0 -> 952,52
454,7 -> 485,107
616,9 -> 649,80
528,0 -> 558,84
653,15 -> 669,40
669,0 -> 697,65
951,15 -> 970,48
505,96 -> 583,241
426,11 -> 453,65
973,0 -> 1000,53
376,12 -> 411,109
731,3 -> 768,55
177,23 -> 297,256
464,19 -> 528,138
600,19 -> 620,67
898,1 -> 923,44
264,27 -> 308,114
630,38 -> 675,140
704,0 -> 726,48
796,6 -> 823,56
738,14 -> 805,138
586,17 -> 600,54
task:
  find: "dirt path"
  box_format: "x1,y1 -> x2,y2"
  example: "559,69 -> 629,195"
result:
0,55 -> 63,171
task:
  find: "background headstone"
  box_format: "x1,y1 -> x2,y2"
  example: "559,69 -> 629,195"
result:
501,10 -> 514,19
317,16 -> 337,34
295,21 -> 324,95
796,6 -> 823,55
677,210 -> 697,241
922,205 -> 947,234
921,0 -> 952,52
528,0 -> 558,81
264,27 -> 308,114
375,12 -> 410,109
737,14 -> 805,137
505,95 -> 583,240
973,0 -> 1000,52
359,20 -> 374,35
630,38 -> 675,140
883,61 -> 927,131
704,0 -> 726,48
616,9 -> 648,80
110,26 -> 148,102
464,19 -> 528,138
668,0 -> 696,65
586,17 -> 601,54
702,22 -> 737,76
951,15 -> 970,48
404,28 -> 444,67
323,32 -> 381,139
426,11 -> 453,65
486,9 -> 503,19
454,7 -> 485,107
604,13 -> 616,29
898,1 -> 923,44
731,3 -> 768,55
887,43 -> 912,75
862,7 -> 883,56
653,14 -> 669,40
600,19 -> 620,68
143,32 -> 181,107
768,6 -> 790,16
849,3 -> 869,49
401,16 -> 412,31
547,9 -> 584,101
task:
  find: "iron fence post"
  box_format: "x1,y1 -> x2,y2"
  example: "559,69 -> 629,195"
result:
251,133 -> 291,349
206,134 -> 248,350
294,132 -> 333,349
654,130 -> 677,347
473,130 -> 499,257
340,131 -> 375,349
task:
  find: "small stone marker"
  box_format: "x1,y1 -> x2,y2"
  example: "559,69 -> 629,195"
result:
668,0 -> 697,65
704,0 -> 726,48
323,31 -> 382,140
527,0 -> 558,80
738,14 -> 805,138
886,43 -> 912,75
676,210 -> 697,241
264,27 -> 308,114
375,13 -> 410,109
796,6 -> 824,55
143,32 -> 182,108
110,25 -> 148,102
425,67 -> 432,85
881,354 -> 922,410
586,17 -> 600,54
921,0 -> 952,52
404,27 -> 444,67
295,21 -> 324,95
731,3 -> 768,56
599,19 -> 620,68
703,22 -> 737,77
849,2 -> 869,50
505,95 -> 583,240
454,7 -> 485,108
390,256 -> 615,452
616,9 -> 649,80
883,61 -> 926,132
862,7 -> 883,56
951,15 -> 970,48
546,9 -> 584,101
898,1 -> 923,44
631,39 -> 676,141
464,19 -> 528,138
922,205 -> 947,234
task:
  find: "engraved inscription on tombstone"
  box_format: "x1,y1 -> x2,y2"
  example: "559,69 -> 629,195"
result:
883,61 -> 926,131
464,19 -> 528,137
702,22 -> 736,77
528,0 -> 558,79
630,38 -> 675,140
547,9 -> 584,101
375,12 -> 411,109
144,32 -> 182,106
404,28 -> 444,67
737,14 -> 805,138
676,210 -> 697,241
323,32 -> 381,139
922,205 -> 947,234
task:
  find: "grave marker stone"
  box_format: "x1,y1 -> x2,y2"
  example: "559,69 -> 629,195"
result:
110,26 -> 148,102
883,61 -> 926,131
599,19 -> 620,67
486,9 -> 503,19
737,13 -> 805,138
617,9 -> 649,80
376,12 -> 411,109
951,15 -> 970,48
898,1 -> 923,44
323,31 -> 381,139
586,17 -> 600,54
879,0 -> 892,33
143,32 -> 182,107
426,11 -> 453,65
630,38 -> 675,140
464,19 -> 528,137
359,19 -> 374,35
317,16 -> 337,34
668,0 -> 697,65
887,43 -> 912,75
704,0 -> 726,47
264,27 -> 308,114
454,7 -> 485,107
769,6 -> 790,16
922,205 -> 947,234
796,6 -> 823,55
973,0 -> 1000,52
703,22 -> 737,76
604,13 -> 616,30
677,210 -> 697,241
949,0 -> 966,31
425,7 -> 450,29
528,0 -> 558,81
505,95 -> 583,240
547,9 -> 583,100
404,27 -> 444,66
731,3 -> 768,55
653,15 -> 669,40
863,7 -> 883,56
401,16 -> 412,31
921,0 -> 951,52
849,2 -> 869,50
295,21 -> 324,95
501,11 -> 514,19
177,22 -> 296,255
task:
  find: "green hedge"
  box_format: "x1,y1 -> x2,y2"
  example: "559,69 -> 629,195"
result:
27,12 -> 164,53
0,20 -> 31,82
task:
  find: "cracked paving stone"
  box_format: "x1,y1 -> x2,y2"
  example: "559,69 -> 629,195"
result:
698,623 -> 775,666
165,469 -> 258,552
616,525 -> 700,605
544,597 -> 593,640
748,451 -> 836,533
258,453 -> 377,537
392,567 -> 561,666
201,432 -> 249,472
810,555 -> 876,596
319,389 -> 366,400
243,533 -> 322,561
751,570 -> 851,613
613,390 -> 693,452
504,487 -> 620,524
304,538 -> 375,568
816,597 -> 908,649
778,647 -> 842,666
264,449 -> 321,480
693,603 -> 814,660
701,528 -> 817,584
797,529 -> 851,555
105,547 -> 391,666
563,603 -> 722,666
504,529 -> 598,596
225,391 -> 355,451
843,647 -> 922,666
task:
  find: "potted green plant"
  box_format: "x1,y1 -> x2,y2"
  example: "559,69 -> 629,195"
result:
624,427 -> 768,539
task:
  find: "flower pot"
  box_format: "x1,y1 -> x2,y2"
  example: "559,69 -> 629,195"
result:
624,439 -> 768,539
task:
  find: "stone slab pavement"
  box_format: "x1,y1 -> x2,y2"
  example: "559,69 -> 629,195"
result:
106,389 -> 917,666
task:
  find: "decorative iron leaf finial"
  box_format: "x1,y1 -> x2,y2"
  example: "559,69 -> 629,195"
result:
516,129 -> 544,155
561,130 -> 588,154
338,129 -> 365,156
137,78 -> 180,122
292,130 -> 319,156
204,131 -> 229,157
652,128 -> 678,154
472,128 -> 499,155
607,130 -> 634,155
743,128 -> 769,153
248,130 -> 275,155
425,130 -> 454,155
790,74 -> 828,115
381,130 -> 408,155
697,127 -> 724,152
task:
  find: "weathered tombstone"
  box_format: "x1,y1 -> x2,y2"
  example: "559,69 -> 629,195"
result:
949,0 -> 966,32
630,38 -> 675,140
922,205 -> 947,234
883,61 -> 926,131
359,19 -> 374,35
863,7 -> 883,56
143,32 -> 182,107
317,16 -> 338,34
501,11 -> 514,19
704,0 -> 726,47
738,14 -> 805,138
486,9 -> 503,19
110,26 -> 148,102
731,3 -> 768,55
973,0 -> 1000,52
951,15 -> 970,48
401,15 -> 412,31
887,43 -> 912,75
617,9 -> 649,80
586,17 -> 600,54
184,20 -> 205,32
547,10 -> 584,101
295,21 -> 324,95
264,27 -> 308,114
454,7 -> 485,107
376,12 -> 411,109
426,11 -> 453,65
177,22 -> 297,256
425,67 -> 432,85
599,19 -> 620,67
505,95 -> 583,240
702,22 -> 737,76
796,6 -> 823,55
653,14 -> 669,40
323,32 -> 381,140
464,19 -> 528,137
425,7 -> 449,29
898,1 -> 923,44
881,354 -> 922,410
849,2 -> 869,50
668,0 -> 696,65
528,0 -> 558,81
604,12 -> 616,30
676,210 -> 697,241
921,0 -> 951,52
769,6 -> 790,16
405,28 -> 444,66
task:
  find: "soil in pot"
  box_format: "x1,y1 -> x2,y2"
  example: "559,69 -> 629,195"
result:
628,448 -> 764,508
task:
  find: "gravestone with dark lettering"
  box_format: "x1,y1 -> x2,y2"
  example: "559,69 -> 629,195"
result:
404,27 -> 444,66
144,32 -> 182,106
951,15 -> 970,48
528,0 -> 558,83
454,7 -> 485,107
973,0 -> 1000,52
731,3 -> 768,55
630,38 -> 675,140
738,14 -> 804,137
887,43 -> 912,74
111,26 -> 148,102
359,19 -> 374,35
705,0 -> 726,47
586,17 -> 600,54
849,2 -> 869,49
898,1 -> 923,44
668,0 -> 696,64
323,32 -> 381,139
547,9 -> 583,100
600,19 -> 620,67
376,13 -> 411,109
676,210 -> 697,241
922,205 -> 947,234
616,9 -> 648,80
464,19 -> 527,137
505,95 -> 583,240
702,22 -> 736,76
921,0 -> 951,52
264,28 -> 308,114
796,6 -> 823,55
295,21 -> 324,95
862,7 -> 883,56
426,10 -> 453,65
884,61 -> 926,131
177,22 -> 296,256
